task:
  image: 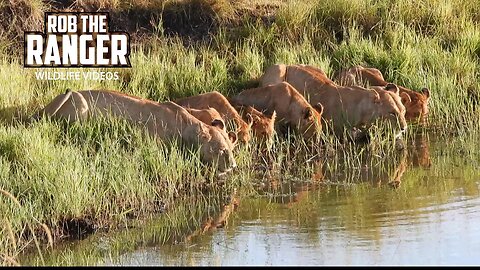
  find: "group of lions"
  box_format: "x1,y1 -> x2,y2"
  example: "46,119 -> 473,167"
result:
31,64 -> 431,176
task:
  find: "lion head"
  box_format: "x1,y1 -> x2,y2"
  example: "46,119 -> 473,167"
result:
370,84 -> 408,135
244,107 -> 276,142
195,120 -> 238,176
296,102 -> 324,141
399,86 -> 430,124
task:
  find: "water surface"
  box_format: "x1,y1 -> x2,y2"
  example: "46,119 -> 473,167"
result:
22,133 -> 480,265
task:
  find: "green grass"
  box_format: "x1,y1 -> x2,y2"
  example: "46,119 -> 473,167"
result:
1,0 -> 480,265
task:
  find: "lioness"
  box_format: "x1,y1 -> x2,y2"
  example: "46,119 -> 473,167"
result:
228,102 -> 277,142
175,91 -> 252,144
336,65 -> 430,123
410,134 -> 431,168
186,107 -> 226,132
260,64 -> 407,138
31,90 -> 238,175
230,82 -> 324,141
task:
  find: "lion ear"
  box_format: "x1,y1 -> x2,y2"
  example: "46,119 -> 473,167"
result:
421,87 -> 430,98
373,92 -> 381,103
211,119 -> 225,130
400,92 -> 412,105
270,110 -> 277,122
198,124 -> 212,142
228,131 -> 238,144
252,114 -> 261,124
314,103 -> 324,115
245,113 -> 254,126
385,83 -> 399,95
304,108 -> 313,119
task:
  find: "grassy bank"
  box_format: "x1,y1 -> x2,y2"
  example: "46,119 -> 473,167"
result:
16,133 -> 480,265
1,0 -> 480,265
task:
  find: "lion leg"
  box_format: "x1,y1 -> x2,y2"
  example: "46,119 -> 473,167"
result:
259,64 -> 286,87
30,90 -> 73,121
53,91 -> 89,123
336,70 -> 357,86
31,90 -> 90,123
